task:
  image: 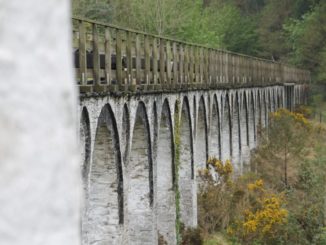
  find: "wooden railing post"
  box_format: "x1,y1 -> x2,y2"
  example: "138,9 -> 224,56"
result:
152,37 -> 158,88
105,27 -> 112,87
145,35 -> 151,89
189,46 -> 194,87
159,38 -> 165,88
135,34 -> 141,86
166,40 -> 172,87
179,44 -> 184,87
92,23 -> 100,87
126,31 -> 133,88
184,45 -> 189,86
116,29 -> 123,88
172,42 -> 178,88
78,20 -> 87,85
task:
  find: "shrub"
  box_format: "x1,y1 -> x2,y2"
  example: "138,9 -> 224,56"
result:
181,226 -> 203,245
231,180 -> 288,244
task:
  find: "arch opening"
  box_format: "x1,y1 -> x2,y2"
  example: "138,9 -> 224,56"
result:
221,93 -> 232,161
195,97 -> 207,171
178,97 -> 196,227
156,100 -> 176,244
87,105 -> 123,244
249,91 -> 256,149
128,102 -> 154,244
210,95 -> 221,159
240,93 -> 250,167
231,93 -> 241,171
80,107 -> 91,245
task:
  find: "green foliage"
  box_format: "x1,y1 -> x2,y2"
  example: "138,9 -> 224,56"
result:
250,109 -> 326,244
197,109 -> 326,244
73,0 -> 113,23
253,109 -> 311,189
72,0 -> 325,80
283,2 -> 326,82
204,4 -> 259,54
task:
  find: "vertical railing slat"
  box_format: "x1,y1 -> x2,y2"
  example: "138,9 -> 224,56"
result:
127,31 -> 133,86
105,27 -> 112,85
184,45 -> 189,86
153,37 -> 158,87
145,35 -> 151,86
173,42 -> 178,87
116,29 -> 123,86
195,46 -> 199,84
189,46 -> 194,86
79,20 -> 87,85
179,44 -> 184,86
92,23 -> 100,85
159,39 -> 165,86
166,40 -> 171,86
136,34 -> 141,85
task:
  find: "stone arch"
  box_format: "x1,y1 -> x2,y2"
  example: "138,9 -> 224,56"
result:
128,101 -> 154,244
221,92 -> 232,161
210,94 -> 221,159
157,99 -> 176,244
88,104 -> 123,244
80,107 -> 91,245
178,96 -> 196,227
231,92 -> 241,170
195,96 -> 208,171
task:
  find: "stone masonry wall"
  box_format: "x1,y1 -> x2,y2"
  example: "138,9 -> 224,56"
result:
79,84 -> 307,245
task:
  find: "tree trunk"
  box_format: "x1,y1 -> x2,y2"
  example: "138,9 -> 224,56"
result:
0,1 -> 80,244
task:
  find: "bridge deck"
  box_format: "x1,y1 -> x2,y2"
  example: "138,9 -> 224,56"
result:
72,17 -> 310,94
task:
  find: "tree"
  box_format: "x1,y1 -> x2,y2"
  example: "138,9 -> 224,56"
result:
253,109 -> 310,189
283,2 -> 326,82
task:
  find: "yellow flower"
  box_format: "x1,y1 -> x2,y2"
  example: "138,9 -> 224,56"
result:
227,226 -> 234,235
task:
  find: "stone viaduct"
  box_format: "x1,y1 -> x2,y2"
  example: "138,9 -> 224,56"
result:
74,17 -> 310,244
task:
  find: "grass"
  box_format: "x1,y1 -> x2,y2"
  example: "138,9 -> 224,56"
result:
203,233 -> 236,245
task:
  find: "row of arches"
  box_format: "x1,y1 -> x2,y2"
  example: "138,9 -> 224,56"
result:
79,85 -> 306,245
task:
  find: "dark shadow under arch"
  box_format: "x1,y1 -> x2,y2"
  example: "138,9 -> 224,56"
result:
80,107 -> 91,244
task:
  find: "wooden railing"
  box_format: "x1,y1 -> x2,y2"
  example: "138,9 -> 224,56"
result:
72,17 -> 311,93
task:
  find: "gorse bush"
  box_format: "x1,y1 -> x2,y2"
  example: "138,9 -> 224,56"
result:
230,179 -> 288,244
198,158 -> 257,235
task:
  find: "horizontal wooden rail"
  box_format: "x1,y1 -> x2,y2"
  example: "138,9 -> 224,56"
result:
72,16 -> 311,93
